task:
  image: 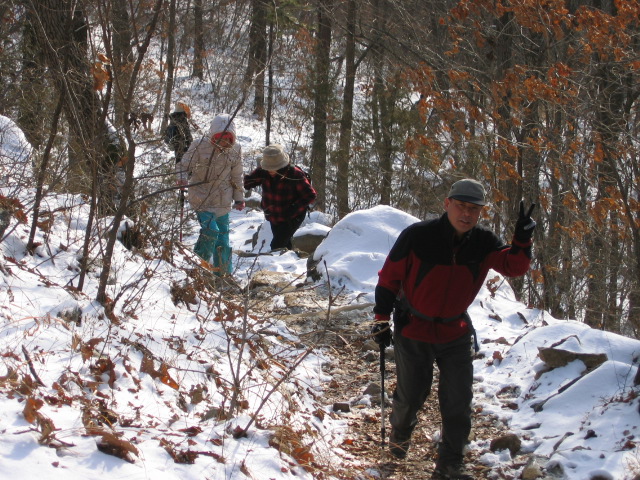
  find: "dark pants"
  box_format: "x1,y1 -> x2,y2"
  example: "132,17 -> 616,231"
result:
390,332 -> 473,466
269,212 -> 305,250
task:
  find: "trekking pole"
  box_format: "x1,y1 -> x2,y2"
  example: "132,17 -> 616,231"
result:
178,189 -> 185,242
380,343 -> 386,447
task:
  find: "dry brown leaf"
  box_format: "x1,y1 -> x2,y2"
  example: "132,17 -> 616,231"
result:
2,351 -> 21,361
159,364 -> 179,390
188,384 -> 207,404
91,62 -> 111,91
292,446 -> 315,470
160,438 -> 198,464
81,337 -> 104,362
91,357 -> 117,388
0,367 -> 18,385
38,415 -> 57,442
88,428 -> 139,462
140,353 -> 157,377
240,460 -> 253,478
23,397 -> 43,424
179,426 -> 203,437
17,374 -> 37,395
71,334 -> 82,351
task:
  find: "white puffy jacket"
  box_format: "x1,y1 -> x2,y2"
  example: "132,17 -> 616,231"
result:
176,114 -> 244,216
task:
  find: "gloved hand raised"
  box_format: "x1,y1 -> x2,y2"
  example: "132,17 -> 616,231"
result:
371,321 -> 392,348
514,200 -> 537,243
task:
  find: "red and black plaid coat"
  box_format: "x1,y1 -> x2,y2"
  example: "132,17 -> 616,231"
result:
244,165 -> 317,224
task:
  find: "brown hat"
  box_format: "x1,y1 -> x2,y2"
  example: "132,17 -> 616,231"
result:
261,144 -> 290,171
448,179 -> 487,206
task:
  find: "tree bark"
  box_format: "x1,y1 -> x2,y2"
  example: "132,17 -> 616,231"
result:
17,13 -> 46,150
245,0 -> 268,120
335,0 -> 357,218
29,1 -> 106,193
111,1 -> 133,127
265,21 -> 274,145
309,0 -> 333,211
163,0 -> 178,129
192,0 -> 204,80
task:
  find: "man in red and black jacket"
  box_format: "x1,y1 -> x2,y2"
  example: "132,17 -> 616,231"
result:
244,144 -> 317,250
372,178 -> 535,480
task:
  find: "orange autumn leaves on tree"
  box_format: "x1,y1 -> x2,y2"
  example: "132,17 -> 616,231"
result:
92,53 -> 111,91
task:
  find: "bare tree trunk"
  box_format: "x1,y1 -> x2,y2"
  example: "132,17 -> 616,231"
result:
163,0 -> 178,130
368,0 -> 396,205
585,64 -> 625,329
265,21 -> 274,145
542,108 -> 572,319
29,1 -> 105,191
246,0 -> 267,119
96,0 -> 165,305
17,14 -> 46,150
492,11 -> 517,232
309,0 -> 333,211
28,1 -> 112,292
111,0 -> 132,127
27,95 -> 64,252
192,0 -> 204,80
630,244 -> 640,335
335,0 -> 356,218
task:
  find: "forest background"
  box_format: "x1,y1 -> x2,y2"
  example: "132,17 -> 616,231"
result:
0,0 -> 639,338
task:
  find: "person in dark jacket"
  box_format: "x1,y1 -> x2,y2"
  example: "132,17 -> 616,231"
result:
244,144 -> 317,251
165,102 -> 193,164
371,178 -> 536,480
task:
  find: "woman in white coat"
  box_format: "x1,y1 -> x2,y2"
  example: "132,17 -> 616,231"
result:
176,114 -> 245,275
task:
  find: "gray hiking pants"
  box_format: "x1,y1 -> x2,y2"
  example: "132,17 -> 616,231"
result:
390,332 -> 473,466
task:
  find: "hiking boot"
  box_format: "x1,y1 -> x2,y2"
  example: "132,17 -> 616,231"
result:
389,439 -> 410,459
388,432 -> 410,459
432,462 -> 473,480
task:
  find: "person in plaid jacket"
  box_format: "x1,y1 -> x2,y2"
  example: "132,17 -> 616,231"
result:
244,144 -> 317,250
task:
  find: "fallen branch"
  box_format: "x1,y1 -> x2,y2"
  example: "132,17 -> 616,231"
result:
277,302 -> 374,321
21,345 -> 45,387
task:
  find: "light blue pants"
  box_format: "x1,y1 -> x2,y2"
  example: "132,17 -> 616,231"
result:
194,211 -> 231,275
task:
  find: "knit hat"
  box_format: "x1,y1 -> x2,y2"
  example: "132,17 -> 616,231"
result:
175,102 -> 191,118
448,179 -> 487,206
261,144 -> 290,171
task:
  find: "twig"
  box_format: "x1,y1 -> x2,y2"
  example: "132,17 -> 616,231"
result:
21,345 -> 46,387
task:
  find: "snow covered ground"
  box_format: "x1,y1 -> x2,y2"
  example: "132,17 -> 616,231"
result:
2,114 -> 640,479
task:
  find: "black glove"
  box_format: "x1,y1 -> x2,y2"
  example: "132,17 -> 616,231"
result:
514,200 -> 537,243
371,322 -> 392,348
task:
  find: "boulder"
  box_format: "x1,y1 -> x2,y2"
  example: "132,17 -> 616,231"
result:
490,433 -> 521,456
292,230 -> 328,255
292,220 -> 330,254
537,347 -> 607,370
